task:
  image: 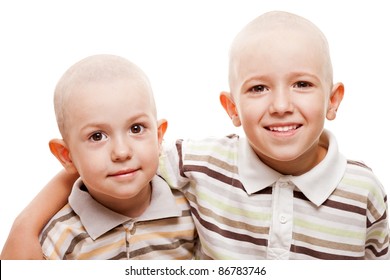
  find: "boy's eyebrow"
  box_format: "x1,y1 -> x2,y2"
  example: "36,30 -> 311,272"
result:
79,113 -> 153,132
79,121 -> 111,133
288,71 -> 322,81
241,71 -> 322,85
238,75 -> 269,90
288,72 -> 324,86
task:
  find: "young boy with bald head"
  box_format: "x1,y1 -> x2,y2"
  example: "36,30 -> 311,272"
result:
160,11 -> 388,259
34,54 -> 196,259
2,11 -> 388,260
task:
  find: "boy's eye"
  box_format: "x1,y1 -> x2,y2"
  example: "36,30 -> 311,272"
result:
249,85 -> 268,94
89,132 -> 107,142
294,81 -> 312,88
130,124 -> 144,134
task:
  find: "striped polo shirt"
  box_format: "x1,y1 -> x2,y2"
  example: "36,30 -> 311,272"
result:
159,130 -> 389,259
39,175 -> 197,260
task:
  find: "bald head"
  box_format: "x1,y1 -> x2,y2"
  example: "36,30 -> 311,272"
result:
228,11 -> 333,92
54,54 -> 155,139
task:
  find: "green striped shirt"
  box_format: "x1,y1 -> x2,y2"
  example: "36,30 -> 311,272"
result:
159,130 -> 389,259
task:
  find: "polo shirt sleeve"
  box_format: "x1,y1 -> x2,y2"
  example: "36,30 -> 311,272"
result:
158,139 -> 191,191
365,174 -> 389,259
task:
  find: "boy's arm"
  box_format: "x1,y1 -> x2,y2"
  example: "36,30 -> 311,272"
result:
366,208 -> 390,259
0,170 -> 78,259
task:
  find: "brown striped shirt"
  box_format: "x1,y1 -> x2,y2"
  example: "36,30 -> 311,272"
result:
39,176 -> 197,259
159,130 -> 389,259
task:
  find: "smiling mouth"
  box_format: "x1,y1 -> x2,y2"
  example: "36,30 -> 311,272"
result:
109,168 -> 139,177
266,124 -> 302,132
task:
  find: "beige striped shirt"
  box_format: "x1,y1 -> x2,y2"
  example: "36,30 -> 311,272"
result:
159,130 -> 389,259
40,176 -> 197,259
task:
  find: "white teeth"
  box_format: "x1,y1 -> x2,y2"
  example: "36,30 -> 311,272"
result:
269,125 -> 298,132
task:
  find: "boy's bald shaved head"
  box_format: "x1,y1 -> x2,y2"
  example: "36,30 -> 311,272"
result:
228,11 -> 333,92
54,54 -> 155,139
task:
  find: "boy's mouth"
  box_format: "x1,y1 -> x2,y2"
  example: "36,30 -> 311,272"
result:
108,168 -> 139,177
266,124 -> 302,132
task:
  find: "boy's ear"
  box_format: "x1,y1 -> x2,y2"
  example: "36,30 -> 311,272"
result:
220,91 -> 241,127
49,139 -> 78,174
157,119 -> 168,144
326,82 -> 344,120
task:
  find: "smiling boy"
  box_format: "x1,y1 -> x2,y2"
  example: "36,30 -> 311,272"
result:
160,11 -> 389,259
222,10 -> 342,176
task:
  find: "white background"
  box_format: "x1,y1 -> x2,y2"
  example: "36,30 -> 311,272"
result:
1,0 -> 389,263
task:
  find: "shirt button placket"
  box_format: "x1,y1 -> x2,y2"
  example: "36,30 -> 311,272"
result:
268,177 -> 294,259
124,221 -> 135,259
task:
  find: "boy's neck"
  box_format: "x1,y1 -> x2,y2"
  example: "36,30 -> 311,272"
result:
120,184 -> 152,218
259,144 -> 328,176
87,183 -> 152,218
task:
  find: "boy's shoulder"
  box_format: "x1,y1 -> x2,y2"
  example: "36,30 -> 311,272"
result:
346,159 -> 372,171
177,134 -> 241,156
344,159 -> 378,183
177,133 -> 241,148
40,203 -> 81,240
343,159 -> 386,199
162,134 -> 242,158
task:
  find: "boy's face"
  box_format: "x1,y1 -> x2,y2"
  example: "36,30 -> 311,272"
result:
225,28 -> 343,175
63,78 -> 163,204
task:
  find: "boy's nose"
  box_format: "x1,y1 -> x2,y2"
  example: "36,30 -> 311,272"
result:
111,138 -> 132,161
269,90 -> 294,115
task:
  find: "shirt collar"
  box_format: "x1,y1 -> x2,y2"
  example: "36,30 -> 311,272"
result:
238,129 -> 346,206
69,175 -> 182,240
